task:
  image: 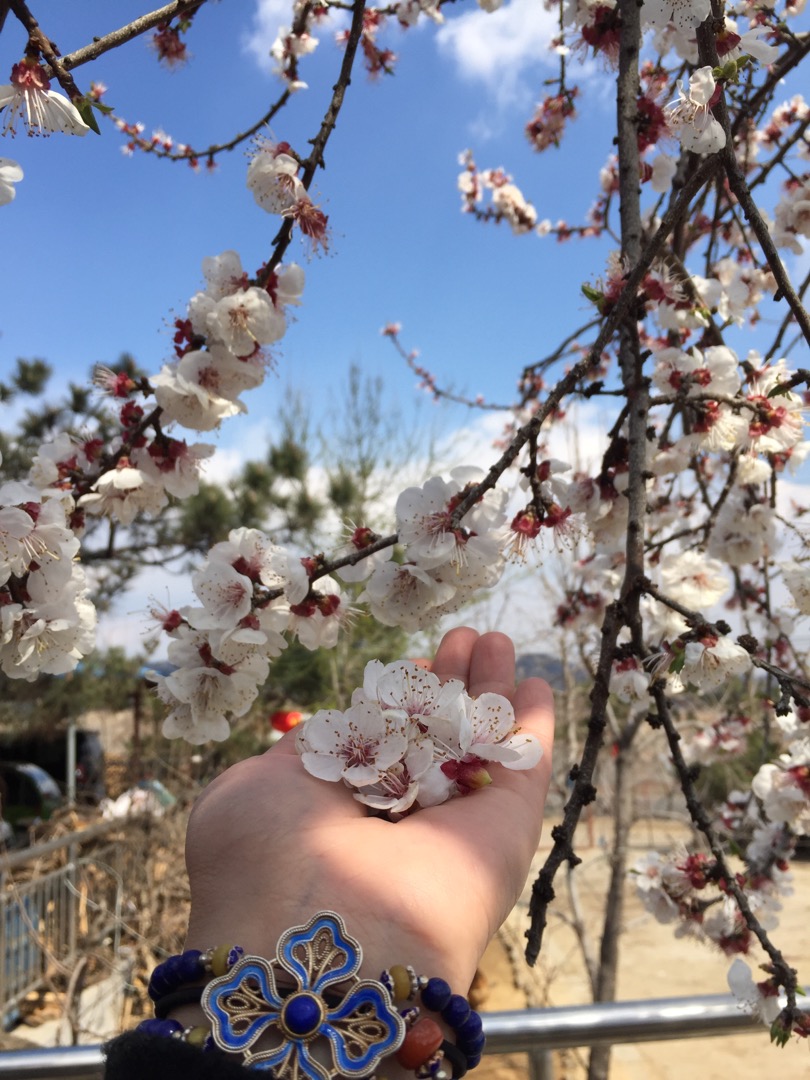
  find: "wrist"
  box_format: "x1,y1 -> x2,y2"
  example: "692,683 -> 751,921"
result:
183,904 -> 475,994
145,911 -> 483,1078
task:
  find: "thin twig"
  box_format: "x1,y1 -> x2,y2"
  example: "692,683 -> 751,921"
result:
259,0 -> 368,284
651,679 -> 800,1027
695,20 -> 810,348
447,157 -> 721,532
44,1 -> 209,74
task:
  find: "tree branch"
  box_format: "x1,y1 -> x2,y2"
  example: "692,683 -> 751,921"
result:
696,19 -> 810,348
650,679 -> 801,1028
259,0 -> 368,284
43,1 -> 209,74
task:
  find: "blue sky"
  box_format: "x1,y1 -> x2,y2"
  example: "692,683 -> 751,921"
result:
1,0 -> 616,444
2,1 -> 807,652
4,3 -> 802,441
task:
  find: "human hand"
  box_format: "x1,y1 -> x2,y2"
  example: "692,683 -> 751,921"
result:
182,627 -> 554,992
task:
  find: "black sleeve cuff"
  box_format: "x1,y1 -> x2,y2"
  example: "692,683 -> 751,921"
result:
104,1030 -> 249,1079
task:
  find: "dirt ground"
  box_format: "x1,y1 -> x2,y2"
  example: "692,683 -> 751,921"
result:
475,815 -> 810,1080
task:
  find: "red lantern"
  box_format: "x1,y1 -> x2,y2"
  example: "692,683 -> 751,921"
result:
270,710 -> 303,733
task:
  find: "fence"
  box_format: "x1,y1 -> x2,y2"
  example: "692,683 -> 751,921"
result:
1,990 -> 808,1078
1,820 -> 141,1028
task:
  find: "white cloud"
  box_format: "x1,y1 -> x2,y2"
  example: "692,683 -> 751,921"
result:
242,0 -> 292,71
98,563 -> 197,659
243,0 -> 347,73
435,0 -> 559,106
202,444 -> 253,486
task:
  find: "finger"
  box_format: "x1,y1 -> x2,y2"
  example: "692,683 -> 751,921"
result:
512,677 -> 556,765
467,632 -> 516,700
483,676 -> 556,813
410,677 -> 555,881
500,676 -> 556,811
429,626 -> 479,686
268,727 -> 303,756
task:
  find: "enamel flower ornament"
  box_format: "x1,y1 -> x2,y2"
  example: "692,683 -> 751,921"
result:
202,912 -> 404,1078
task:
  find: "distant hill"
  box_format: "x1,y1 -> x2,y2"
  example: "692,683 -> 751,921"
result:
516,652 -> 568,691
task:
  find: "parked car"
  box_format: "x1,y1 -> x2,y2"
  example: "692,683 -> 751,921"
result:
0,761 -> 63,835
0,728 -> 105,803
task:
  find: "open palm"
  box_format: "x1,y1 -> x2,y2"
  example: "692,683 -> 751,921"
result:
183,627 -> 555,990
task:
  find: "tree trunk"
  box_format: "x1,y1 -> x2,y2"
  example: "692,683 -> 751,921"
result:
586,737 -> 634,1080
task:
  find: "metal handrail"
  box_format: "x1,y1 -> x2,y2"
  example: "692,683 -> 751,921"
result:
482,991 -> 795,1050
0,1045 -> 101,1079
2,991 -> 806,1078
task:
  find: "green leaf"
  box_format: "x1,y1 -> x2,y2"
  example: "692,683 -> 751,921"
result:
581,284 -> 603,304
76,100 -> 101,135
768,383 -> 793,398
769,1019 -> 790,1047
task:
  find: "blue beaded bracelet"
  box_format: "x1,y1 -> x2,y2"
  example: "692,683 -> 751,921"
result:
143,922 -> 482,1079
148,949 -> 205,1001
135,1014 -> 215,1052
137,1018 -> 184,1038
148,945 -> 244,1005
380,967 -> 483,1077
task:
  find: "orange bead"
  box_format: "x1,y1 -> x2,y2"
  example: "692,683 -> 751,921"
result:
395,1017 -> 444,1070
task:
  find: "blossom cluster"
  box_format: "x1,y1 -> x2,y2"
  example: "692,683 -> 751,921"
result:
458,150 -> 543,237
751,707 -> 810,835
630,703 -> 809,999
630,828 -> 791,956
247,138 -> 329,251
0,471 -> 95,680
358,466 -> 508,631
295,658 -> 541,815
0,243 -> 304,682
148,526 -> 320,743
155,249 -> 304,429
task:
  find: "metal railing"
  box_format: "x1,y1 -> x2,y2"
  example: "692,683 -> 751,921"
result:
1,820 -> 140,1026
1,991 -> 807,1078
1,861 -> 76,1020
